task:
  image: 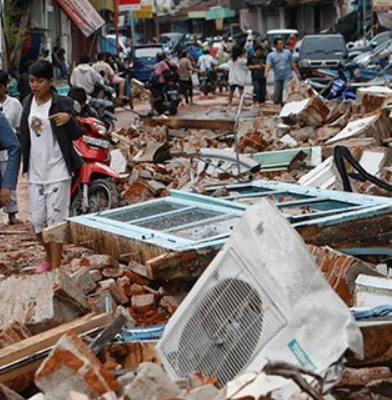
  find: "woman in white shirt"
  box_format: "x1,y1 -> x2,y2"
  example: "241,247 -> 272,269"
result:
227,45 -> 248,106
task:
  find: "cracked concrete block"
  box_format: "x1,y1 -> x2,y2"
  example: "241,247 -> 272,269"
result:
123,362 -> 181,400
0,270 -> 89,334
71,268 -> 97,295
184,384 -> 220,400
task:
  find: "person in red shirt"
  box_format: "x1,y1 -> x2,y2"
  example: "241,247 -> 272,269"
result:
287,33 -> 299,51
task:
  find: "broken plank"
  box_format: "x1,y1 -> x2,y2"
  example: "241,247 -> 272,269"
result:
0,313 -> 112,371
42,221 -> 71,243
297,213 -> 392,249
146,249 -> 217,281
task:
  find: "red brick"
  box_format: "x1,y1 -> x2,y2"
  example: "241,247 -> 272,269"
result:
131,294 -> 156,315
80,254 -> 116,269
0,322 -> 31,349
35,331 -> 118,400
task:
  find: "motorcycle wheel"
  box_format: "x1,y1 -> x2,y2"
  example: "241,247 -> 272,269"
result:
169,104 -> 178,115
154,102 -> 166,115
70,178 -> 120,216
103,118 -> 116,133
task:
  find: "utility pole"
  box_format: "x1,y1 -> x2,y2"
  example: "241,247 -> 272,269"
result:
114,0 -> 119,54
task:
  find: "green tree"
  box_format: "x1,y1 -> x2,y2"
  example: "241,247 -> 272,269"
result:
3,0 -> 33,70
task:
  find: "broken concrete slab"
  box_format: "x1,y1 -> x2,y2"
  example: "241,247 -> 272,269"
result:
326,111 -> 392,145
35,331 -> 118,400
122,362 -> 181,400
298,156 -> 342,190
355,275 -> 392,308
280,97 -> 330,127
184,384 -> 221,400
357,86 -> 392,112
71,268 -> 97,295
0,270 -> 89,334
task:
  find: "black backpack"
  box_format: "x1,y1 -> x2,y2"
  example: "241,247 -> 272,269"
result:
162,61 -> 179,83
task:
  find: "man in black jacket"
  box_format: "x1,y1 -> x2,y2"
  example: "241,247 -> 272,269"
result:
20,60 -> 83,273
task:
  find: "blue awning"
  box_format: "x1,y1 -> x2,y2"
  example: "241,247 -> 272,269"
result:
206,6 -> 236,20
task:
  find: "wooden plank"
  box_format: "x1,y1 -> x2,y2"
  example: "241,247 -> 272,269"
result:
42,221 -> 71,243
146,249 -> 217,280
0,313 -> 112,370
69,222 -> 167,264
297,214 -> 392,249
142,117 -> 235,131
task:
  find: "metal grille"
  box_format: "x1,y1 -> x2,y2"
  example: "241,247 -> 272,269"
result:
157,248 -> 287,385
134,208 -> 223,230
103,202 -> 186,222
170,216 -> 241,240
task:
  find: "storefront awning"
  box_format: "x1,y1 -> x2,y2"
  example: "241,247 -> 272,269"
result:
56,0 -> 105,37
188,11 -> 207,18
206,6 -> 236,20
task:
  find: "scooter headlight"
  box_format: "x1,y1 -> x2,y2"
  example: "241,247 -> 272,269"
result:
93,121 -> 107,136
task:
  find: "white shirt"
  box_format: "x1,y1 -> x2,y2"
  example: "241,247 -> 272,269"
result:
197,55 -> 217,72
228,57 -> 249,87
28,97 -> 70,184
0,96 -> 23,162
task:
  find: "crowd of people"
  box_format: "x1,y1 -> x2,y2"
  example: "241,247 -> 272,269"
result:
153,34 -> 301,107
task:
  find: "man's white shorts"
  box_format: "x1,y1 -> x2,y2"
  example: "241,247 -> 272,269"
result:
28,180 -> 71,234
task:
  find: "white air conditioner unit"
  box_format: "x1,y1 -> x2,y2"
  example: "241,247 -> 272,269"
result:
156,200 -> 362,386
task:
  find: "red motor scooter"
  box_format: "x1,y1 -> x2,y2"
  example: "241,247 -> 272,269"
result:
70,117 -> 121,216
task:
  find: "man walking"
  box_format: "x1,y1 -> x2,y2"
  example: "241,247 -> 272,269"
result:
264,37 -> 301,105
70,55 -> 103,95
0,71 -> 23,224
0,112 -> 21,214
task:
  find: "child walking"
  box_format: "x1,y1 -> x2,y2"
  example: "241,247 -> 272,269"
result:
20,61 -> 83,273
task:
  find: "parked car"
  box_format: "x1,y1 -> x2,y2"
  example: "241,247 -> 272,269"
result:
348,31 -> 392,60
267,29 -> 298,48
298,34 -> 347,77
132,44 -> 164,82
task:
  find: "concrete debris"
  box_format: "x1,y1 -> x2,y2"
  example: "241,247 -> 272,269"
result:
35,331 -> 118,400
6,74 -> 392,400
122,362 -> 182,400
0,270 -> 89,334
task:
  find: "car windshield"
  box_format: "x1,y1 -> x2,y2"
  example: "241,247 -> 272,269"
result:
135,47 -> 162,58
301,37 -> 346,59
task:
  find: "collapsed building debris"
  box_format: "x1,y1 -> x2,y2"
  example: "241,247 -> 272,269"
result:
5,78 -> 392,400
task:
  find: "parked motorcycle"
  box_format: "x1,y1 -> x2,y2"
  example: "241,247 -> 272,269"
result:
198,70 -> 216,96
215,69 -> 228,92
148,79 -> 180,115
70,116 -> 122,216
89,83 -> 117,132
306,69 -> 356,102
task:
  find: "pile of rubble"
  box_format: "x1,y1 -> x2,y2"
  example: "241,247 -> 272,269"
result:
5,80 -> 392,400
110,81 -> 392,204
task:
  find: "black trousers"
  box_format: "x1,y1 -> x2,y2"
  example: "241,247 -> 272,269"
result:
252,78 -> 267,104
180,79 -> 193,103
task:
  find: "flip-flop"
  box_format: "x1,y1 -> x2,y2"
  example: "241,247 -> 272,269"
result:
36,260 -> 52,274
